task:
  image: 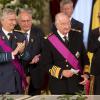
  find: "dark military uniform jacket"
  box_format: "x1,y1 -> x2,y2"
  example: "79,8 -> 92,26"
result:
0,28 -> 29,94
40,30 -> 89,94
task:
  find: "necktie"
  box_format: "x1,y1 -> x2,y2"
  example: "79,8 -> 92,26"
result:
8,33 -> 14,46
63,36 -> 69,46
24,33 -> 28,44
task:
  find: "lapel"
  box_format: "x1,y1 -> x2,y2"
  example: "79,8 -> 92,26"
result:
0,28 -> 10,46
53,29 -> 77,52
55,31 -> 67,47
0,29 -> 17,49
55,31 -> 72,49
28,28 -> 36,47
69,31 -> 76,51
11,32 -> 17,49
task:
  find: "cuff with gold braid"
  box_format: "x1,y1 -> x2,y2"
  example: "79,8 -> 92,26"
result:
83,65 -> 90,80
49,65 -> 63,79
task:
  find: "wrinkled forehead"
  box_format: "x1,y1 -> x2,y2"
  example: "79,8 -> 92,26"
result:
57,17 -> 70,26
58,14 -> 69,21
59,16 -> 68,22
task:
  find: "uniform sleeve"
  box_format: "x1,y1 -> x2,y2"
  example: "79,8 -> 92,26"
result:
0,52 -> 12,63
19,50 -> 31,61
80,35 -> 90,73
39,39 -> 63,79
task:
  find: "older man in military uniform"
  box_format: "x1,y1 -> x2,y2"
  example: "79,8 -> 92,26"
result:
40,12 -> 90,94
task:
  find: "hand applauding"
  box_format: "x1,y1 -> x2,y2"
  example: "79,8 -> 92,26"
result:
12,41 -> 25,56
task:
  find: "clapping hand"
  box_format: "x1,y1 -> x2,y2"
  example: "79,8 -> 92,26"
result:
17,41 -> 26,54
12,41 -> 25,56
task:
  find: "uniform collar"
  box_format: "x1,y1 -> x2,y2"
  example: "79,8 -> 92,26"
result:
2,27 -> 13,39
2,27 -> 12,35
57,30 -> 69,41
26,30 -> 31,35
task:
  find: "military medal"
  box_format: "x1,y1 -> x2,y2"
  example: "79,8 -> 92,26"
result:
31,38 -> 34,42
75,51 -> 80,58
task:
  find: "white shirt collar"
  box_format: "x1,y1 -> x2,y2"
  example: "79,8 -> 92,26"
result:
26,30 -> 30,35
2,27 -> 13,39
25,30 -> 31,41
57,30 -> 69,41
2,27 -> 12,35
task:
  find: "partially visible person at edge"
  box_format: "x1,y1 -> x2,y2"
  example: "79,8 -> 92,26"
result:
0,8 -> 28,94
39,12 -> 90,95
88,11 -> 100,95
17,8 -> 44,95
51,0 -> 83,39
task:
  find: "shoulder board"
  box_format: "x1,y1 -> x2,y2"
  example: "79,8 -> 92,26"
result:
14,30 -> 24,33
71,28 -> 82,33
44,33 -> 53,39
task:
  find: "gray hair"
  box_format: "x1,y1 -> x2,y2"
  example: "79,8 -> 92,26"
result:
18,8 -> 32,18
55,12 -> 68,26
60,0 -> 73,10
0,8 -> 16,20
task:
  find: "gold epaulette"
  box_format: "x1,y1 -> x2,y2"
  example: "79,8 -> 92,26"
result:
87,52 -> 94,66
71,28 -> 82,33
83,52 -> 94,73
49,65 -> 61,79
44,32 -> 53,39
